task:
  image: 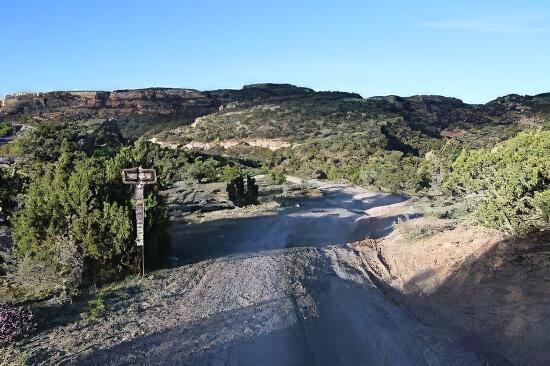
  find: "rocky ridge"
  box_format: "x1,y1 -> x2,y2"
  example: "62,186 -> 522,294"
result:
0,89 -> 219,122
0,84 -> 327,122
2,84 -> 547,137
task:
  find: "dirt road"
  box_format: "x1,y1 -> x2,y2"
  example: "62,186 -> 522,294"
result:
75,186 -> 480,365
24,185 -> 487,365
169,186 -> 410,264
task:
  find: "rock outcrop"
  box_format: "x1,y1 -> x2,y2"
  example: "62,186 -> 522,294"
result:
0,89 -> 220,122
1,84 -> 547,139
0,83 -> 366,122
368,94 -> 541,134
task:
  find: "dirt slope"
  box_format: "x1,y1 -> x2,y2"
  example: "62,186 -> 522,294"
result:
358,217 -> 550,365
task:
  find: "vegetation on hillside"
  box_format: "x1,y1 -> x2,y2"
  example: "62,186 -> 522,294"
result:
1,120 -> 265,301
1,88 -> 549,306
0,123 -> 167,299
153,89 -> 550,235
443,131 -> 550,234
0,168 -> 16,216
12,140 -> 170,290
0,122 -> 13,137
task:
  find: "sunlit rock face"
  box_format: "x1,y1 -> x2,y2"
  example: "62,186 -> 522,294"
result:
0,88 -> 221,121
1,84 -> 547,140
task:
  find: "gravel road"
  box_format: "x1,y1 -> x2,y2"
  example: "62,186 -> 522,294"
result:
26,186 -> 484,365
169,186 -> 411,264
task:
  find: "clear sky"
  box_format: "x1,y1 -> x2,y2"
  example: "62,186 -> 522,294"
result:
1,0 -> 549,103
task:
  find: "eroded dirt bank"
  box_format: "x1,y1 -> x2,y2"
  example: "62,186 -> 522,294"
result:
367,218 -> 550,365
11,185 -> 550,365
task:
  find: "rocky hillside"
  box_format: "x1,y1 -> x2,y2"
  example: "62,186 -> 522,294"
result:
0,84 -> 318,131
2,84 -> 549,142
0,89 -> 215,122
168,91 -> 549,144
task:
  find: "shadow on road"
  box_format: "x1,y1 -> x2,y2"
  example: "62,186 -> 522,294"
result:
170,190 -> 418,265
75,251 -> 475,366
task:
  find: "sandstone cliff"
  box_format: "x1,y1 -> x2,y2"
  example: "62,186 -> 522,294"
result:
0,89 -> 220,122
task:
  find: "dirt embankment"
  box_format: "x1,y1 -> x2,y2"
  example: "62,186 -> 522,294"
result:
354,217 -> 550,366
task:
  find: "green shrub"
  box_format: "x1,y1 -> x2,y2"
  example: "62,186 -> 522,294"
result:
12,141 -> 170,285
227,175 -> 259,207
267,169 -> 286,185
0,122 -> 13,137
535,189 -> 550,222
0,168 -> 15,215
15,121 -> 123,164
80,297 -> 106,321
79,284 -> 139,320
189,157 -> 219,183
220,165 -> 242,182
443,131 -> 550,234
360,151 -> 429,193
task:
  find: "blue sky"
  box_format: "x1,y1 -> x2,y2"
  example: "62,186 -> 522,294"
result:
1,0 -> 549,103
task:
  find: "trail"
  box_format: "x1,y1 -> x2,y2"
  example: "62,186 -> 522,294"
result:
27,186 -> 484,365
169,186 -> 411,264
